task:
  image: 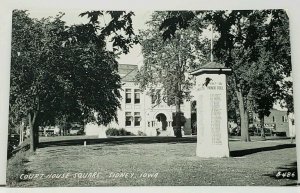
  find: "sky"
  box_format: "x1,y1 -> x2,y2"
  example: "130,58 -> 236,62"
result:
28,10 -> 153,66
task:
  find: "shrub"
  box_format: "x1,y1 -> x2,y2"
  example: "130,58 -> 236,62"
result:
121,128 -> 135,136
106,128 -> 120,136
106,128 -> 134,136
137,131 -> 147,136
118,128 -> 126,136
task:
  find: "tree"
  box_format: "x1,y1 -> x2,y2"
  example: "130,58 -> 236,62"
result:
159,10 -> 292,142
136,12 -> 209,137
10,10 -> 137,152
279,80 -> 294,114
10,10 -> 61,151
78,11 -> 138,54
250,52 -> 282,139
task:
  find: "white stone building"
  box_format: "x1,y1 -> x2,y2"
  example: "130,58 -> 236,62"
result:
85,64 -> 193,137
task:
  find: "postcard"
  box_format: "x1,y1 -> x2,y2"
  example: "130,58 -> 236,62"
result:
5,8 -> 298,188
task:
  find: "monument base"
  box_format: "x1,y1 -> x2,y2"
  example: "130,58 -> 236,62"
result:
196,144 -> 230,158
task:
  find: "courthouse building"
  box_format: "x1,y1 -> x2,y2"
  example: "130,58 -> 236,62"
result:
85,64 -> 194,136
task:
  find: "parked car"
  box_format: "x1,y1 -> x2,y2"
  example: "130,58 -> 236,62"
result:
69,126 -> 84,135
230,127 -> 241,136
44,126 -> 60,136
272,132 -> 286,136
254,127 -> 273,136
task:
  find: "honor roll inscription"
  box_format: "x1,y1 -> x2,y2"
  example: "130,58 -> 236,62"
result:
207,80 -> 224,145
210,93 -> 222,145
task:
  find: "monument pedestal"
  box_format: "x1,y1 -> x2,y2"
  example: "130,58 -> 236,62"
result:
191,62 -> 231,158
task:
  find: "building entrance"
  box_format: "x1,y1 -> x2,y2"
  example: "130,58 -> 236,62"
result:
156,113 -> 168,131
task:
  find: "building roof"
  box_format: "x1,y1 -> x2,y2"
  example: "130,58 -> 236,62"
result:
118,64 -> 138,82
190,61 -> 232,76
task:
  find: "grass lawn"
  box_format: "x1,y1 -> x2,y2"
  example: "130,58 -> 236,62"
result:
8,136 -> 297,187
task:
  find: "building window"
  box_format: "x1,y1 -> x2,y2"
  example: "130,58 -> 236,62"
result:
125,89 -> 132,103
134,89 -> 141,104
151,121 -> 155,127
125,112 -> 132,126
273,116 -> 275,122
134,112 -> 141,126
282,115 -> 288,122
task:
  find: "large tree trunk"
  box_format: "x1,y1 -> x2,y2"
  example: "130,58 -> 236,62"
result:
174,42 -> 183,138
34,121 -> 39,146
28,111 -> 38,152
174,97 -> 182,138
236,89 -> 250,142
28,113 -> 35,152
260,115 -> 266,140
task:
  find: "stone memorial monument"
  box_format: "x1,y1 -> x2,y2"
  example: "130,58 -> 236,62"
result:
191,62 -> 232,158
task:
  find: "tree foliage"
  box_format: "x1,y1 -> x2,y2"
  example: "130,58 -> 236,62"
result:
10,10 -> 137,151
136,12 -> 209,137
279,80 -> 294,114
79,11 -> 138,54
137,12 -> 209,102
159,10 -> 292,141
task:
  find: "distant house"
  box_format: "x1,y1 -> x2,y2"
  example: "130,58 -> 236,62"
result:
252,109 -> 294,137
85,64 -> 193,137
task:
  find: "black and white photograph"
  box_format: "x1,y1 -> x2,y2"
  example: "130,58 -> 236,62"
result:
5,8 -> 297,187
